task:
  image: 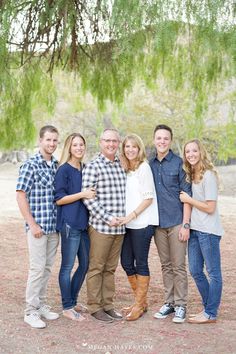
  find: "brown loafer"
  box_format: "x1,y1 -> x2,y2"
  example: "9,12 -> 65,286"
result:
91,309 -> 114,323
73,303 -> 88,313
104,309 -> 123,320
188,310 -> 204,318
188,313 -> 216,324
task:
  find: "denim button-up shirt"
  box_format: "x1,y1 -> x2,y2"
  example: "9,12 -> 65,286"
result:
149,150 -> 191,228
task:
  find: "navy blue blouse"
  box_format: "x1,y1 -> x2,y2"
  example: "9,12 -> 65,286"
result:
54,162 -> 89,231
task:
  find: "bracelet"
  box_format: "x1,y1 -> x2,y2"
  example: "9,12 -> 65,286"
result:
133,210 -> 138,219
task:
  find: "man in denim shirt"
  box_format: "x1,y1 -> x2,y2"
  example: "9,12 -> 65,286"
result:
16,125 -> 60,329
150,124 -> 191,323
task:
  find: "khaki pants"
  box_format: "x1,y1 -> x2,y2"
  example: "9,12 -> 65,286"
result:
87,226 -> 124,314
25,231 -> 59,314
154,224 -> 188,307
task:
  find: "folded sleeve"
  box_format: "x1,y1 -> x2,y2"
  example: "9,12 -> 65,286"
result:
138,162 -> 155,199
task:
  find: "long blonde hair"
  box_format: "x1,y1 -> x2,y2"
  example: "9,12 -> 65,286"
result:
183,139 -> 218,183
59,133 -> 86,166
121,134 -> 146,172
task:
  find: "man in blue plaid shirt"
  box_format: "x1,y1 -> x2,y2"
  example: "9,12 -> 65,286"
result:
82,128 -> 126,323
16,125 -> 60,329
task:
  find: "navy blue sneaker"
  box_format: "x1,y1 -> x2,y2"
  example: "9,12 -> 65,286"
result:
173,306 -> 186,323
154,303 -> 175,319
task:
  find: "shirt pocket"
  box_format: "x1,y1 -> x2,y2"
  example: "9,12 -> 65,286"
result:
36,170 -> 53,188
163,170 -> 179,188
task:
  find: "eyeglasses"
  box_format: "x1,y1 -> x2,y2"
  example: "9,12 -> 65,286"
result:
101,139 -> 119,144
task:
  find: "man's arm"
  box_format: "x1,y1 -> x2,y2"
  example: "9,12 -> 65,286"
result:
16,190 -> 43,238
82,163 -> 114,225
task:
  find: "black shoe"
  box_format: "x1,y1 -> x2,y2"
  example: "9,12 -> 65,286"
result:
91,309 -> 114,323
104,309 -> 123,320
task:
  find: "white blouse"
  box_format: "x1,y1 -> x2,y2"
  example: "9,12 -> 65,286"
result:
125,161 -> 159,229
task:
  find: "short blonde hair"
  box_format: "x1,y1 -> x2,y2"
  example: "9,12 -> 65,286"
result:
121,134 -> 146,171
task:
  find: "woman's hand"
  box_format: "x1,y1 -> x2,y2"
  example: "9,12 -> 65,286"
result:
117,213 -> 136,226
180,191 -> 192,204
83,188 -> 96,199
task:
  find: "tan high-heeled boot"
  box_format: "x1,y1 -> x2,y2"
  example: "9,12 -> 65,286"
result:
122,275 -> 137,315
126,275 -> 150,321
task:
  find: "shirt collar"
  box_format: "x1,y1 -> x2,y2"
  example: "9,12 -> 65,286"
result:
35,152 -> 58,166
99,153 -> 120,164
154,149 -> 173,163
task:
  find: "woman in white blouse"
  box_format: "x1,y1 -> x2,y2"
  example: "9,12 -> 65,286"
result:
118,134 -> 159,321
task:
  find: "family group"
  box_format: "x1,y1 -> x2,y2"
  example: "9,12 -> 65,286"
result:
16,124 -> 223,329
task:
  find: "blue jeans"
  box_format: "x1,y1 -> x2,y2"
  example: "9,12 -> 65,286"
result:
188,230 -> 222,319
59,223 -> 90,310
121,226 -> 153,276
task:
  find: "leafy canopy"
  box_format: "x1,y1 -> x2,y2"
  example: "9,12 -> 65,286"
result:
0,0 -> 236,157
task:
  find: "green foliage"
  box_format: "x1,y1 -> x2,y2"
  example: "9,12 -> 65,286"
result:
0,0 -> 235,160
0,63 -> 56,150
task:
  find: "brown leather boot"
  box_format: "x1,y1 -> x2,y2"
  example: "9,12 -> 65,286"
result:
122,275 -> 137,315
141,275 -> 149,312
126,275 -> 150,321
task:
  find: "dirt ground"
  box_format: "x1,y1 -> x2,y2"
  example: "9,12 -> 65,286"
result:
0,163 -> 236,354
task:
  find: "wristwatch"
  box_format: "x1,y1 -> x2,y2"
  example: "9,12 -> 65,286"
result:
183,223 -> 190,229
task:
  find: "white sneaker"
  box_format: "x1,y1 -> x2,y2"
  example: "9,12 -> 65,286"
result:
24,312 -> 46,329
38,305 -> 59,320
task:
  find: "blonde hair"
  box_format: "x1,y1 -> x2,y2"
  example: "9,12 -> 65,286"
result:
121,134 -> 146,172
59,133 -> 86,166
183,139 -> 218,183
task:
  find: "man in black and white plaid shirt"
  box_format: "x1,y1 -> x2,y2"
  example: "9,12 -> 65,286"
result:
82,128 -> 126,323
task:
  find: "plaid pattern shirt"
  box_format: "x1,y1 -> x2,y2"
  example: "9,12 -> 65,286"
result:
82,153 -> 126,235
16,152 -> 58,234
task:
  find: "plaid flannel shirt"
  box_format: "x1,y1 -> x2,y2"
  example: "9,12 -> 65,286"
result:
16,152 -> 58,234
82,153 -> 126,235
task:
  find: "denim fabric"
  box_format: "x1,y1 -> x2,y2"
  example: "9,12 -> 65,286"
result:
121,226 -> 153,276
59,223 -> 90,310
188,230 -> 222,318
149,150 -> 191,228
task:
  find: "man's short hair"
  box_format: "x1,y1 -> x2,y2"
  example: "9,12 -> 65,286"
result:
39,125 -> 59,138
100,128 -> 120,140
154,124 -> 173,140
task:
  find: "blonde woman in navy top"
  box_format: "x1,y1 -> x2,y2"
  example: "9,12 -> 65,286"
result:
54,133 -> 96,321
